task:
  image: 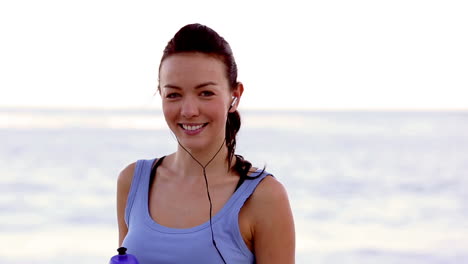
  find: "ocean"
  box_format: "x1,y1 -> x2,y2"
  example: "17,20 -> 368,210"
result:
1,108 -> 467,264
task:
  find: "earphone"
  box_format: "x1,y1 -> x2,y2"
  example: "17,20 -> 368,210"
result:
231,97 -> 238,107
229,97 -> 238,111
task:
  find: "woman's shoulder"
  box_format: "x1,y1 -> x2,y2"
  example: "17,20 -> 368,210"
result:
117,157 -> 162,187
251,174 -> 289,203
117,162 -> 137,189
247,174 -> 295,262
242,171 -> 291,217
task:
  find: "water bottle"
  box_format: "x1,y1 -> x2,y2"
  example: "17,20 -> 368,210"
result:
109,247 -> 139,264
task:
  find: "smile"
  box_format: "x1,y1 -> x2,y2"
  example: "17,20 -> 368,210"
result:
179,123 -> 208,131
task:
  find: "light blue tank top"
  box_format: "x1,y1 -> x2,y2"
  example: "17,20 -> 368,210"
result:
122,158 -> 271,264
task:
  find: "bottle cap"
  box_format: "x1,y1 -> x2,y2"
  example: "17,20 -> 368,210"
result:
109,247 -> 139,264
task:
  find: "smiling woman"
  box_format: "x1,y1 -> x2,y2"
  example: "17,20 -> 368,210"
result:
116,23 -> 295,264
159,53 -> 236,152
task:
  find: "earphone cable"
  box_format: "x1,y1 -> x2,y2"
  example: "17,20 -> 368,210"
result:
176,138 -> 228,264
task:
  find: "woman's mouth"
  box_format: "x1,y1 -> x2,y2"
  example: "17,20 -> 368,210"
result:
178,123 -> 208,134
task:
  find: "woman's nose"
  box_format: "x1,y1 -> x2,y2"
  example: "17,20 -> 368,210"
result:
180,98 -> 199,118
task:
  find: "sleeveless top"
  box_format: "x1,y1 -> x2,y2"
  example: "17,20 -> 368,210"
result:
122,157 -> 271,264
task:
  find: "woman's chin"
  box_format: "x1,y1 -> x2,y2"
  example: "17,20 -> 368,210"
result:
176,138 -> 207,152
176,136 -> 225,155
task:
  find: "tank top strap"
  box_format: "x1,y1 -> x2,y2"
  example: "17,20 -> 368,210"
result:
222,170 -> 272,221
124,158 -> 157,226
236,169 -> 272,210
215,169 -> 272,257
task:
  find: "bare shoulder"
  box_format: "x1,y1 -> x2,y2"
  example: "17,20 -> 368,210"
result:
241,174 -> 291,216
249,175 -> 296,263
117,162 -> 137,188
251,175 -> 290,204
117,162 -> 137,245
117,162 -> 137,209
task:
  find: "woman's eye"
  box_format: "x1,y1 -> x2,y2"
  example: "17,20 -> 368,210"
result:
166,93 -> 181,99
200,91 -> 214,97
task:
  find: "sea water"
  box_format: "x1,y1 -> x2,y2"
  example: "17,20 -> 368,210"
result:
1,108 -> 467,264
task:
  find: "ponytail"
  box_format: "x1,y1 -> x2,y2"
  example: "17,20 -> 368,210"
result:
225,110 -> 240,167
226,110 -> 264,184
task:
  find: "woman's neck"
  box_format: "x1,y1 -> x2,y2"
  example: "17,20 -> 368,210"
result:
169,140 -> 232,180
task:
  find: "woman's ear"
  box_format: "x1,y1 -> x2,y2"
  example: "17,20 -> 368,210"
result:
229,82 -> 244,113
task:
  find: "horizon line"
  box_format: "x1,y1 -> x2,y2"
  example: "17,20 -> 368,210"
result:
1,105 -> 467,112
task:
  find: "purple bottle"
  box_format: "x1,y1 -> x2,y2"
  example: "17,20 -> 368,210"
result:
109,247 -> 139,264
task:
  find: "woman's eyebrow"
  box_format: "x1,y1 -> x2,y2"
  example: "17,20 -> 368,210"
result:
163,84 -> 181,90
163,82 -> 218,90
194,81 -> 217,89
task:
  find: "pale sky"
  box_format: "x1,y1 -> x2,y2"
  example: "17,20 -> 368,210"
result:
0,0 -> 467,110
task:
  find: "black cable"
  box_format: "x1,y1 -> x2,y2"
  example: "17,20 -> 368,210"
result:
176,138 -> 228,264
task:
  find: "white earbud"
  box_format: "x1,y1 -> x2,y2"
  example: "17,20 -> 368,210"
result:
228,97 -> 238,111
230,97 -> 238,107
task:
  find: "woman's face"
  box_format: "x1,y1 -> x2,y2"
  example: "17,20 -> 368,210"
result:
159,52 -> 239,152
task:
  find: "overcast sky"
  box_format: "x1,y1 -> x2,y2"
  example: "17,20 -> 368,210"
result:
1,0 -> 467,110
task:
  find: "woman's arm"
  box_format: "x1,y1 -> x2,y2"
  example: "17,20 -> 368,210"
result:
116,162 -> 136,246
252,176 -> 296,263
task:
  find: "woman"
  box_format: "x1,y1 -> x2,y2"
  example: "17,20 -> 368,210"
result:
117,23 -> 295,263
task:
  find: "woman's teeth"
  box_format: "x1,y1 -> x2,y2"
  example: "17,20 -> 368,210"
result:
182,124 -> 204,131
